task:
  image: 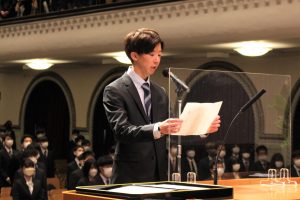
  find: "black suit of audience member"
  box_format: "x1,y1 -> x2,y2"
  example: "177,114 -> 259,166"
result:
14,167 -> 47,199
291,165 -> 300,177
68,168 -> 83,190
239,158 -> 255,172
253,161 -> 270,172
38,149 -> 55,178
0,148 -> 20,186
198,156 -> 213,180
12,175 -> 45,200
77,175 -> 103,187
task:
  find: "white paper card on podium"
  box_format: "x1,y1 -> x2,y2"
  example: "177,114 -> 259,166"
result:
175,101 -> 223,136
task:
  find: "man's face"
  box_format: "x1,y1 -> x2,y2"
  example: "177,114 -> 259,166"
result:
132,43 -> 162,79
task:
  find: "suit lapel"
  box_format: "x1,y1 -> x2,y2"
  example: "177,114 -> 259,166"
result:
122,74 -> 149,123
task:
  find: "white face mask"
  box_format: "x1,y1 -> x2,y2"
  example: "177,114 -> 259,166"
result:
75,149 -> 84,158
275,161 -> 283,168
232,146 -> 240,154
23,167 -> 36,177
242,153 -> 250,159
294,159 -> 300,167
219,150 -> 226,158
102,167 -> 113,178
187,150 -> 195,158
5,139 -> 14,148
232,164 -> 240,172
217,167 -> 224,177
41,142 -> 49,149
23,141 -> 31,149
170,148 -> 177,156
89,168 -> 98,177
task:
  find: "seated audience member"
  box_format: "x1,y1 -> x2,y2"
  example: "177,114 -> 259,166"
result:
216,144 -> 230,173
253,145 -> 270,172
68,129 -> 80,161
270,153 -> 285,173
182,147 -> 199,180
224,158 -> 242,179
198,142 -> 217,180
67,145 -> 85,174
97,155 -> 113,185
14,147 -> 48,199
68,151 -> 95,190
209,161 -> 225,180
35,129 -> 46,140
12,158 -> 45,200
38,136 -> 55,178
230,144 -> 241,161
291,150 -> 300,177
20,135 -> 34,152
77,159 -> 102,186
4,120 -> 17,149
0,132 -> 20,187
82,139 -> 92,152
169,144 -> 178,176
239,147 -> 254,172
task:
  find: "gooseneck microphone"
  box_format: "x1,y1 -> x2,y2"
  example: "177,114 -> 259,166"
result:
162,68 -> 190,93
213,89 -> 266,185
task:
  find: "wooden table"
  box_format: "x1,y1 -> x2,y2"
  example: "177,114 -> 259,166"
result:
63,178 -> 300,200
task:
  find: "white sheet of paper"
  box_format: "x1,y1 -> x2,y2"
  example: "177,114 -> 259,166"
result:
108,185 -> 174,194
143,184 -> 209,190
175,101 -> 223,136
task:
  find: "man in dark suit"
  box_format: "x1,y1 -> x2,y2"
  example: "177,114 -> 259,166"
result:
253,145 -> 270,172
291,150 -> 300,177
103,28 -> 221,184
0,132 -> 20,187
37,136 -> 55,178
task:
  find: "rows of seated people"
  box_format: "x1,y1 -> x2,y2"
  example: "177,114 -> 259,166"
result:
0,0 -> 137,19
169,142 -> 300,181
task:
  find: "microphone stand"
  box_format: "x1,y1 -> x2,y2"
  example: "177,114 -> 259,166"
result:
213,110 -> 241,185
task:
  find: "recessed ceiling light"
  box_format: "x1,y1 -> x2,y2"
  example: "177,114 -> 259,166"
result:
100,51 -> 131,65
12,58 -> 70,70
234,41 -> 272,57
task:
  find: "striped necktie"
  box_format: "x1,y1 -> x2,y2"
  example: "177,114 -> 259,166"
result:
142,82 -> 151,120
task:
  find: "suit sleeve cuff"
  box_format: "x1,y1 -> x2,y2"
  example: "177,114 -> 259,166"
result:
153,122 -> 162,139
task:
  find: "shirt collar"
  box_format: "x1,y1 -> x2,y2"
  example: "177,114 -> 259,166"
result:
5,146 -> 12,153
127,66 -> 150,87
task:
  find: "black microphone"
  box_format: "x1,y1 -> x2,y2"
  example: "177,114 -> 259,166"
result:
213,89 -> 266,185
162,68 -> 190,92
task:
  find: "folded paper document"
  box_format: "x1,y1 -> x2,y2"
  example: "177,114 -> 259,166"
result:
175,101 -> 223,136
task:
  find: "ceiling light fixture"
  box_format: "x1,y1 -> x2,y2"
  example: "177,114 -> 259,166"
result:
26,59 -> 54,70
100,51 -> 131,65
234,41 -> 272,57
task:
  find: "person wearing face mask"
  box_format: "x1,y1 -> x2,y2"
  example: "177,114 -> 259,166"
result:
14,148 -> 48,200
270,153 -> 285,174
12,158 -> 45,200
68,129 -> 80,162
239,147 -> 254,172
291,150 -> 300,177
199,142 -> 217,180
97,155 -> 113,185
82,139 -> 93,152
0,132 -> 21,187
38,136 -> 55,178
68,151 -> 95,190
216,143 -> 230,173
20,135 -> 33,151
66,145 -> 85,188
77,159 -> 102,186
209,161 -> 224,180
182,147 -> 199,181
169,144 -> 178,176
230,144 -> 241,161
253,145 -> 270,172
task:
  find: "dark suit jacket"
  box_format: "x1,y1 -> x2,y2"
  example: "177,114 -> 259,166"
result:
253,161 -> 270,172
12,176 -> 45,200
103,73 -> 169,184
291,165 -> 300,177
68,168 -> 83,190
77,175 -> 103,187
239,158 -> 255,172
14,168 -> 47,200
38,149 -> 55,178
0,148 -> 20,186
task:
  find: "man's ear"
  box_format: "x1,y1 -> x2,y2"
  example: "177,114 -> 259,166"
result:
130,52 -> 139,62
